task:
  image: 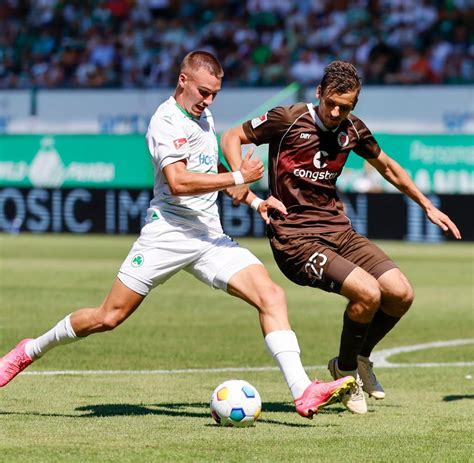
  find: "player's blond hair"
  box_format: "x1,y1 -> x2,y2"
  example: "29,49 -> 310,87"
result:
180,51 -> 224,79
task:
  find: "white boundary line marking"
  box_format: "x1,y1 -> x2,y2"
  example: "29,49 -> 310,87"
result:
21,339 -> 474,376
371,338 -> 474,368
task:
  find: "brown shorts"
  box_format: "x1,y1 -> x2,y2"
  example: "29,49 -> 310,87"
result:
270,228 -> 397,294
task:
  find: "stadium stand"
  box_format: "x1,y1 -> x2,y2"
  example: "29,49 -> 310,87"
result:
0,0 -> 472,89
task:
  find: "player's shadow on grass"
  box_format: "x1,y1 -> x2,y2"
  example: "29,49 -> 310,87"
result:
73,401 -> 343,427
76,402 -> 207,418
0,402 -> 344,427
443,394 -> 474,402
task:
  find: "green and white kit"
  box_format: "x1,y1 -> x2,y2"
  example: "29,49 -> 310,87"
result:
118,96 -> 261,295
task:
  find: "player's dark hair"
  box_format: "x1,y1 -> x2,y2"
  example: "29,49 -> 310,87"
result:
180,51 -> 224,79
320,61 -> 361,99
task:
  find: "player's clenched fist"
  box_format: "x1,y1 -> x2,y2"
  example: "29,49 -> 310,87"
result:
240,148 -> 264,184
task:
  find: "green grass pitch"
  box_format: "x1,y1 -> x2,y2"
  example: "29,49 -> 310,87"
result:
0,234 -> 473,462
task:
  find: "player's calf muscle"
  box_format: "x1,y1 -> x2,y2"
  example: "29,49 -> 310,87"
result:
70,306 -> 130,335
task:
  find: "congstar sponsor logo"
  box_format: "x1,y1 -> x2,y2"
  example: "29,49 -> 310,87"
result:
293,169 -> 338,181
293,150 -> 338,181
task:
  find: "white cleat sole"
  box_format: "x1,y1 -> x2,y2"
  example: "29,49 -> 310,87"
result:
367,391 -> 385,400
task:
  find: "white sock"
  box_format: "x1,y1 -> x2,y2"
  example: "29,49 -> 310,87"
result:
265,330 -> 311,400
25,314 -> 79,359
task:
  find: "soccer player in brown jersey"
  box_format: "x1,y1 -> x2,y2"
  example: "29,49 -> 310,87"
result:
221,60 -> 461,414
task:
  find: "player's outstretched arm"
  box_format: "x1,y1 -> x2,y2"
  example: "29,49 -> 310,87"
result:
369,151 -> 462,239
424,206 -> 461,239
163,153 -> 263,196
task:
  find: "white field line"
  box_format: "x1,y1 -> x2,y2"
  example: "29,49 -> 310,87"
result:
21,338 -> 474,377
371,338 -> 474,368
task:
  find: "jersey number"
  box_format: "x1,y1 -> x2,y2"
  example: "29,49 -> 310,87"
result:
304,251 -> 328,280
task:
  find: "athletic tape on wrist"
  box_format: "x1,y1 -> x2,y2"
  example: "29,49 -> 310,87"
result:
232,171 -> 245,185
250,197 -> 264,211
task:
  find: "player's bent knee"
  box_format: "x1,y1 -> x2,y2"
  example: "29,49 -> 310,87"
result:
361,284 -> 381,312
382,280 -> 414,316
401,284 -> 414,309
343,269 -> 381,312
262,283 -> 286,306
348,292 -> 380,321
271,283 -> 286,304
379,269 -> 414,314
394,284 -> 414,315
254,282 -> 286,312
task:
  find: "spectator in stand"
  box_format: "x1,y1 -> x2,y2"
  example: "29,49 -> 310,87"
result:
0,0 -> 472,89
290,51 -> 326,86
385,46 -> 439,84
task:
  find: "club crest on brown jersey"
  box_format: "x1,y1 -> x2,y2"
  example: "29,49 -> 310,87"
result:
337,131 -> 349,147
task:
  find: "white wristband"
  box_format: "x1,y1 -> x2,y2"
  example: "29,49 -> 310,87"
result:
232,170 -> 245,185
250,197 -> 264,211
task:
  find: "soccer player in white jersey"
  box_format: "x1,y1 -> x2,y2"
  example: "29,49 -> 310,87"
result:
0,51 -> 355,419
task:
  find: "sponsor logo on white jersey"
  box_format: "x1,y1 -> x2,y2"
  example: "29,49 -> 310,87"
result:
251,112 -> 268,129
199,153 -> 214,165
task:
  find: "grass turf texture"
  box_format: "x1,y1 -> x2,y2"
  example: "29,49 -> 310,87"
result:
0,234 -> 473,462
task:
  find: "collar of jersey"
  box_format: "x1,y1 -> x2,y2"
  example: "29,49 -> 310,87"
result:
308,104 -> 341,132
174,98 -> 199,120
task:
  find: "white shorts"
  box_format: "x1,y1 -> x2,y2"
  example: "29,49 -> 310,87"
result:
118,218 -> 262,296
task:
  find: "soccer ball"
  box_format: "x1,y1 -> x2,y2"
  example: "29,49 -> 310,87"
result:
210,380 -> 262,427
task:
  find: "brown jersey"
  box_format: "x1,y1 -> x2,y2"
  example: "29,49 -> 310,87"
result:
242,102 -> 381,236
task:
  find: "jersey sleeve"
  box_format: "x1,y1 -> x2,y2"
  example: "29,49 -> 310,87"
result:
351,117 -> 381,160
242,106 -> 292,145
146,116 -> 189,170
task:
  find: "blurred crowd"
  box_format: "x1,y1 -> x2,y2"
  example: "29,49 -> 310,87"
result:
1,0 -> 472,89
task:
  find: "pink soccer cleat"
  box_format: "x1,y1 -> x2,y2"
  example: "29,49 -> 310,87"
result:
294,376 -> 356,418
0,339 -> 34,387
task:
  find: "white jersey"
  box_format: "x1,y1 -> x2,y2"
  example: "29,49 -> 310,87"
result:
145,96 -> 222,233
